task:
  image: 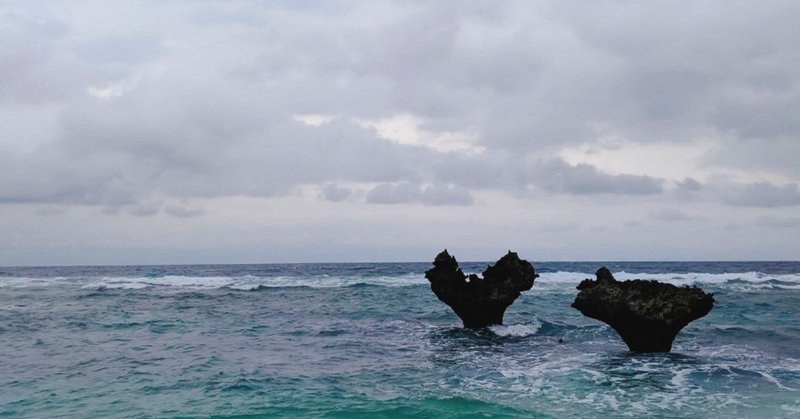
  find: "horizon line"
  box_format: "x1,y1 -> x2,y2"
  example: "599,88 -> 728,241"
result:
2,259 -> 799,269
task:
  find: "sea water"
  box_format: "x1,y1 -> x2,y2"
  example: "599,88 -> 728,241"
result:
1,261 -> 799,418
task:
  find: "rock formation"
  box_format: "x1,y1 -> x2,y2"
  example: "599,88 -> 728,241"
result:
425,250 -> 538,328
571,267 -> 714,352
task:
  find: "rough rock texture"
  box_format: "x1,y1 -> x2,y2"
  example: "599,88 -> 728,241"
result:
425,250 -> 538,328
572,267 -> 715,352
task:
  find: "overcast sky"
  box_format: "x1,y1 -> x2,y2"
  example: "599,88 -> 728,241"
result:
1,1 -> 799,265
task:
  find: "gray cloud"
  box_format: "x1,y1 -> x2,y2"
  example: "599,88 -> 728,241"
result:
677,178 -> 703,192
164,205 -> 205,218
2,1 -> 798,208
1,101 -> 439,207
723,181 -> 800,208
33,205 -> 69,216
1,1 -> 799,263
366,183 -> 423,205
533,159 -> 664,195
420,183 -> 475,206
366,182 -> 474,206
130,204 -> 161,217
73,34 -> 164,66
703,137 -> 800,179
649,208 -> 694,222
756,217 -> 800,229
672,177 -> 800,207
320,184 -> 353,202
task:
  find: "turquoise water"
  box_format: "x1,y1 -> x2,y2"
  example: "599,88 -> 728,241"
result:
1,262 -> 799,417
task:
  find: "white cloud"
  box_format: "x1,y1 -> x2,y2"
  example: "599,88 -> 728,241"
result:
559,138 -> 717,182
293,114 -> 338,127
356,113 -> 485,155
87,78 -> 140,99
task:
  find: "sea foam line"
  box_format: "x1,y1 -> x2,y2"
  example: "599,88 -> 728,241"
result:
537,271 -> 800,286
0,274 -> 427,289
1,271 -> 799,289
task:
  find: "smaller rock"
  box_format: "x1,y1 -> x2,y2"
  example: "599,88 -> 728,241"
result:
571,267 -> 714,352
425,249 -> 538,328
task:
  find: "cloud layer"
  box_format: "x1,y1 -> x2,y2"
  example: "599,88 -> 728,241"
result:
1,1 -> 798,263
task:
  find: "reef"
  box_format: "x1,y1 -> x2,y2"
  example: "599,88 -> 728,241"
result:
571,267 -> 714,352
424,250 -> 538,328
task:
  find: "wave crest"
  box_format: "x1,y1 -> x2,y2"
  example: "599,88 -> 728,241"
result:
489,321 -> 542,337
1,270 -> 799,291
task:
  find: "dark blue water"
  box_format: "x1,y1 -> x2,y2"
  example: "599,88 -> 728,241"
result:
1,261 -> 799,417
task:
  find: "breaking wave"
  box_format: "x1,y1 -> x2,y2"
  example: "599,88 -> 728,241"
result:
0,273 -> 427,290
1,270 -> 798,291
536,271 -> 800,291
489,320 -> 543,337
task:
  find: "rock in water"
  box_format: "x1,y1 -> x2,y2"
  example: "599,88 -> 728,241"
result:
424,250 -> 538,328
571,267 -> 715,352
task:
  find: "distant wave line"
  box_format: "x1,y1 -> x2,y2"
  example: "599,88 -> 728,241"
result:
1,271 -> 799,290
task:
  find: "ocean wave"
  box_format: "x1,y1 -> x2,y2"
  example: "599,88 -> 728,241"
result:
492,344 -> 799,416
0,276 -> 74,288
0,273 -> 428,290
1,270 -> 799,290
225,274 -> 427,290
536,271 -> 800,289
80,275 -> 237,290
489,320 -> 542,337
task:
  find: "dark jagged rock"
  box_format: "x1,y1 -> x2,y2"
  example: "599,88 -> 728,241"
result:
424,250 -> 538,328
572,267 -> 714,352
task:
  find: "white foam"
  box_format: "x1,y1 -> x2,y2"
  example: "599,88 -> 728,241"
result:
71,273 -> 428,291
668,368 -> 692,389
82,281 -> 150,290
499,353 -> 601,380
757,371 -> 798,391
80,275 -> 236,290
2,269 -> 798,290
781,403 -> 800,414
536,271 -> 800,291
0,276 -> 73,288
227,273 -> 426,289
536,271 -> 591,284
489,320 -> 542,337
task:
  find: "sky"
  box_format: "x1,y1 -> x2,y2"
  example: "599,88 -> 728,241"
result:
1,0 -> 799,265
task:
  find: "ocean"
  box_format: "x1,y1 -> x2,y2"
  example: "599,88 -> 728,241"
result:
1,261 -> 799,418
